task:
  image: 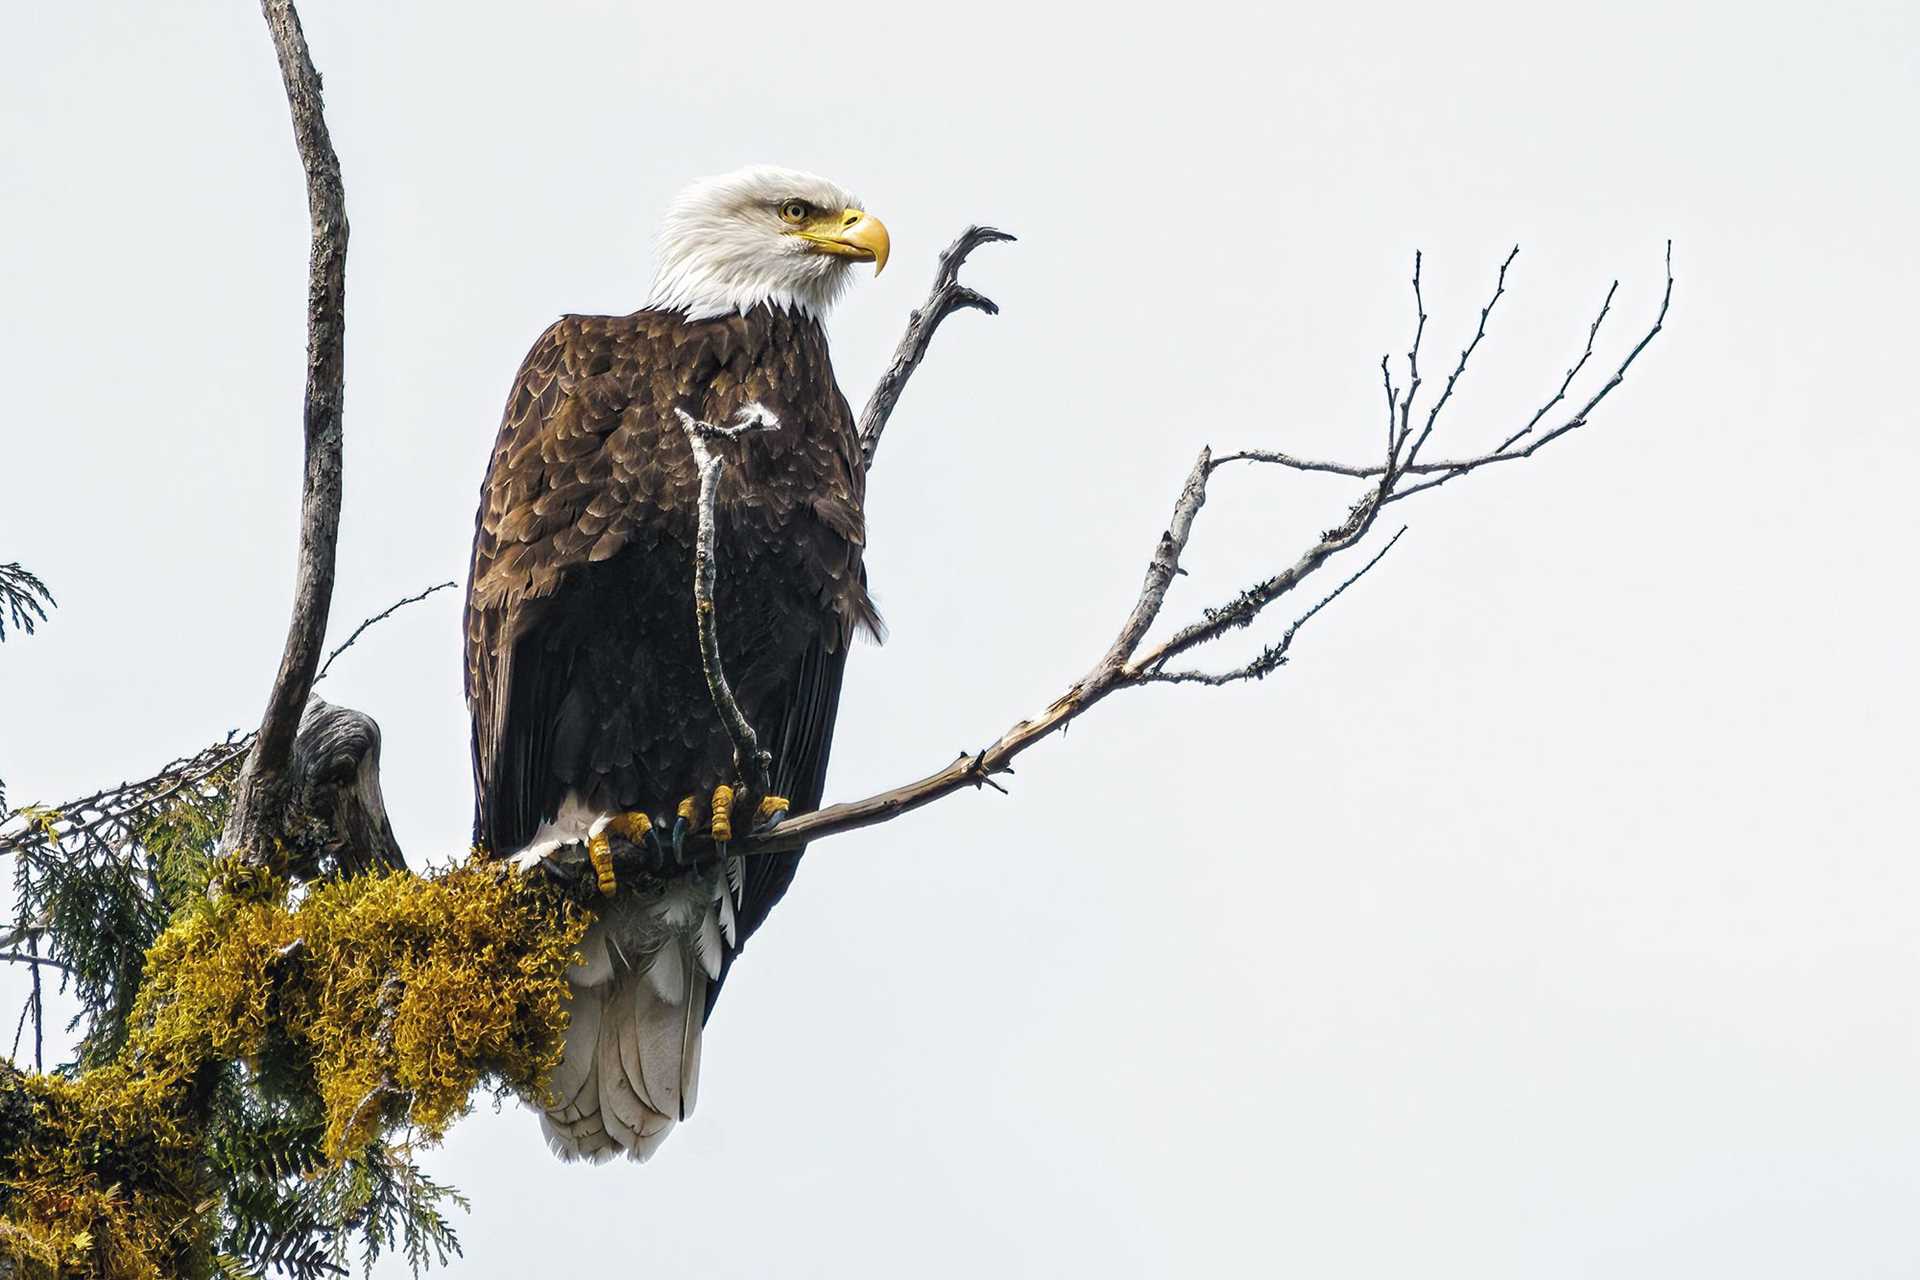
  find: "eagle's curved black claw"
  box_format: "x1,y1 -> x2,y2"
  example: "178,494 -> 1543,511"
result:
749,792 -> 791,836
668,793 -> 706,863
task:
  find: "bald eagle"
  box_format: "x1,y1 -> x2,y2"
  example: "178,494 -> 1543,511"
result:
464,166 -> 889,1161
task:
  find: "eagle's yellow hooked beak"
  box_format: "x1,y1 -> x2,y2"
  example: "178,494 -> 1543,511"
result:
796,209 -> 890,275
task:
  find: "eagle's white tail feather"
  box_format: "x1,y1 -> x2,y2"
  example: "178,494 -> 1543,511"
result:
696,909 -> 724,979
646,936 -> 684,1003
644,960 -> 686,1116
679,966 -> 705,1118
595,971 -> 654,1148
536,882 -> 722,1162
545,982 -> 602,1114
539,992 -> 618,1161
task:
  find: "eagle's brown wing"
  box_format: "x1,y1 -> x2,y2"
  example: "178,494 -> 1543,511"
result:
463,314 -> 695,852
464,308 -> 873,873
707,609 -> 851,1016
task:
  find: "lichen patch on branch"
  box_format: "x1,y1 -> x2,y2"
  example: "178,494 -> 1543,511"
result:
0,861 -> 587,1280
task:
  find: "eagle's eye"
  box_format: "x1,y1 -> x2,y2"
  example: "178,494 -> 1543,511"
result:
778,199 -> 812,225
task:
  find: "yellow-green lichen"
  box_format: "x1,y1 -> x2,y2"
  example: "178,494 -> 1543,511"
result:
0,858 -> 587,1280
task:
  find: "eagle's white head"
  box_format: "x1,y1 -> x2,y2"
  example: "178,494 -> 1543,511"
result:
644,165 -> 890,322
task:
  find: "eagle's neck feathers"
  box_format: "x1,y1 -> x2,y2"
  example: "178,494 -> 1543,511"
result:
645,251 -> 854,323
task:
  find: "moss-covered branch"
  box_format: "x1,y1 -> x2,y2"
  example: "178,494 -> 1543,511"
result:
1,859 -> 584,1280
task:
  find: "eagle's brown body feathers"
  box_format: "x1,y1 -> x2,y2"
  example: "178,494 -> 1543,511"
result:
464,305 -> 875,1158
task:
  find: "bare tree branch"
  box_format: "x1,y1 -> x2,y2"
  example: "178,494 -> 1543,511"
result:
1389,243 -> 1672,503
1212,244 -> 1671,502
674,404 -> 782,803
689,454 -> 1399,860
1494,280 -> 1618,456
1379,355 -> 1398,458
554,441 -> 1227,878
1402,245 -> 1518,469
1150,526 -> 1410,686
1393,251 -> 1427,463
1098,447 -> 1214,670
223,0 -> 350,861
858,225 -> 1015,471
315,580 -> 458,683
681,242 -> 1674,862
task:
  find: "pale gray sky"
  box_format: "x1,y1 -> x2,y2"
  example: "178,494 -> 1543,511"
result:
3,1 -> 1917,1276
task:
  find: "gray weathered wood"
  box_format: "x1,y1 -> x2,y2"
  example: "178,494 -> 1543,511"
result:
674,405 -> 781,804
280,698 -> 405,879
223,0 -> 350,863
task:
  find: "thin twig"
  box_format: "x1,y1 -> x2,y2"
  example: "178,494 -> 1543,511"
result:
1379,355 -> 1397,458
1129,483 -> 1387,678
2,737 -> 248,860
0,952 -> 76,976
1403,245 -> 1518,469
28,939 -> 43,1071
1491,279 -> 1618,457
10,990 -> 29,1064
858,225 -> 1015,471
674,404 -> 781,800
1150,526 -> 1410,686
315,580 -> 458,682
1389,243 -> 1671,503
1211,246 -> 1668,499
1212,448 -> 1380,477
1393,251 -> 1427,466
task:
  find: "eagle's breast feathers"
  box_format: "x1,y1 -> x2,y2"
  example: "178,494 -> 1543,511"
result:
467,308 -> 870,629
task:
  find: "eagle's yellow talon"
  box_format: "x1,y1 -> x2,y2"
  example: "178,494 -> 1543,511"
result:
607,810 -> 652,843
711,785 -> 734,842
755,795 -> 790,822
586,831 -> 617,896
